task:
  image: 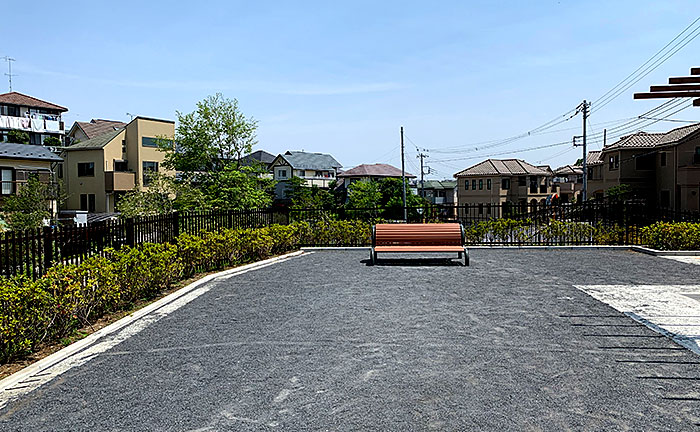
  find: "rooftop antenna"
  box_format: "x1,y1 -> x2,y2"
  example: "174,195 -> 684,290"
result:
126,112 -> 135,120
2,56 -> 17,92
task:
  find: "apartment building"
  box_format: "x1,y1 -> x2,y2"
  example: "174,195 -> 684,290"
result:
61,117 -> 174,213
453,159 -> 555,216
0,92 -> 67,146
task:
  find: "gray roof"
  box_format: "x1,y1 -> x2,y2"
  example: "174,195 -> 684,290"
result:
239,150 -> 276,167
278,151 -> 342,170
338,163 -> 414,178
72,119 -> 126,140
454,159 -> 550,177
0,143 -> 62,162
604,131 -> 662,150
656,122 -> 700,146
420,180 -> 457,190
554,165 -> 583,176
64,128 -> 122,151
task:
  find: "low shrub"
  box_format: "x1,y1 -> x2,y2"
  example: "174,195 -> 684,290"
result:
641,222 -> 700,250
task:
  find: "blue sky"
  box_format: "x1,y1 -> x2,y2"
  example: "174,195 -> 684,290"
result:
3,1 -> 698,178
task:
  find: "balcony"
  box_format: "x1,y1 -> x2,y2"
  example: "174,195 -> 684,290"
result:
0,114 -> 64,133
105,171 -> 135,192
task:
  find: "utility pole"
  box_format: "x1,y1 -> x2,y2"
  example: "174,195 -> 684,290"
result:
401,126 -> 407,221
2,57 -> 16,92
417,151 -> 429,199
573,100 -> 591,201
581,100 -> 589,202
603,128 -> 607,147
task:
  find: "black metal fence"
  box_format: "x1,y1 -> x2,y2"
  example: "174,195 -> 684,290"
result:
2,202 -> 699,279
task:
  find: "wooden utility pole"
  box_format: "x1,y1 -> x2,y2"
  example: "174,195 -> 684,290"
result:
417,151 -> 429,199
401,126 -> 407,221
582,100 -> 589,202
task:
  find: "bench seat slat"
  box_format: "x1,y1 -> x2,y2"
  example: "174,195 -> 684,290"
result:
375,246 -> 464,252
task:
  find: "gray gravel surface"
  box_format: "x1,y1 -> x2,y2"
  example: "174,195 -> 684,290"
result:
2,249 -> 700,431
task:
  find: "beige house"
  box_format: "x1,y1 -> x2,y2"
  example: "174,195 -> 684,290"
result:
61,117 -> 174,213
0,143 -> 63,218
586,123 -> 700,210
453,159 -> 555,216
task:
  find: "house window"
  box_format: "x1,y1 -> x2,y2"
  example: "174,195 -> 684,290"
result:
142,161 -> 159,186
57,163 -> 63,179
472,179 -> 476,190
660,152 -> 667,167
478,179 -> 483,190
278,168 -> 288,178
142,137 -> 158,148
487,179 -> 492,190
464,180 -> 469,190
501,178 -> 510,190
0,168 -> 13,195
77,162 -> 95,177
315,171 -> 323,177
518,176 -> 526,186
122,140 -> 127,153
80,194 -> 96,212
114,160 -> 128,172
660,190 -> 670,208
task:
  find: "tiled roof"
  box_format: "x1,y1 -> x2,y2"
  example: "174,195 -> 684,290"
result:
554,165 -> 583,176
586,150 -> 603,165
73,119 -> 126,140
337,163 -> 415,178
279,151 -> 342,170
604,131 -> 663,150
0,143 -> 62,162
454,159 -> 550,177
0,92 -> 68,112
64,128 -> 122,151
656,122 -> 700,146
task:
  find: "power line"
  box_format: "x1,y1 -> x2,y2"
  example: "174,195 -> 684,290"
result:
591,17 -> 700,114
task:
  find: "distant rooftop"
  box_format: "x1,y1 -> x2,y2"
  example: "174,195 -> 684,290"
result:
338,163 -> 415,178
239,150 -> 276,167
64,128 -> 122,151
278,151 -> 342,171
454,159 -> 550,177
72,119 -> 127,140
0,143 -> 63,162
0,92 -> 68,112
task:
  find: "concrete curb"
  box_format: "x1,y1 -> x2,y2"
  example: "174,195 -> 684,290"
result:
0,250 -> 305,395
631,246 -> 700,256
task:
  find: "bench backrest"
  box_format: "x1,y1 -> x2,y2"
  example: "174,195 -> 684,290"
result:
373,223 -> 464,247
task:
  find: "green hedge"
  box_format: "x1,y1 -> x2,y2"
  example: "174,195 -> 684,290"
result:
0,220 -> 371,363
641,221 -> 700,250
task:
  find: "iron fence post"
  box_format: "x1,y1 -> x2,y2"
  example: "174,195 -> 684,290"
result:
126,217 -> 135,247
42,225 -> 53,272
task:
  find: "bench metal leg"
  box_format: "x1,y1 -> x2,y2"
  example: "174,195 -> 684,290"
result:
370,248 -> 376,265
457,251 -> 462,259
463,247 -> 469,266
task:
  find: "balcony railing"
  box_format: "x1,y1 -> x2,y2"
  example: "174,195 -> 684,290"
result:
105,171 -> 135,192
0,115 -> 64,133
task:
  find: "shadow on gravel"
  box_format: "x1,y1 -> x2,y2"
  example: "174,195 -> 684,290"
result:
362,258 -> 465,267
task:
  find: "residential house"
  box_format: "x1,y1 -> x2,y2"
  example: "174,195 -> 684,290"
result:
0,92 -> 67,146
336,163 -> 414,191
61,116 -> 174,213
269,151 -> 342,200
553,165 -> 583,203
453,159 -> 555,216
67,119 -> 126,145
239,149 -> 276,168
0,142 -> 62,218
415,180 -> 457,205
585,123 -> 700,210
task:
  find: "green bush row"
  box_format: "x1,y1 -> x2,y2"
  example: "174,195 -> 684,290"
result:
641,221 -> 700,250
0,220 -> 371,363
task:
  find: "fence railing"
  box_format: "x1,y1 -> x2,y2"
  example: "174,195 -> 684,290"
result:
1,203 -> 699,279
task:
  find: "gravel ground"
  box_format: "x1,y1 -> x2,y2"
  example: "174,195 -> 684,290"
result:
1,249 -> 700,431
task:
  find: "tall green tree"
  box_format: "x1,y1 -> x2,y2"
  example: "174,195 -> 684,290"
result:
116,173 -> 208,217
159,93 -> 258,173
201,165 -> 275,210
347,180 -> 381,209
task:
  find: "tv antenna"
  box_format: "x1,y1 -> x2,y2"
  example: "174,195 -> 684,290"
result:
2,56 -> 17,92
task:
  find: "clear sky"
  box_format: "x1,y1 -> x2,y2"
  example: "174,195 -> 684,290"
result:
3,1 -> 698,178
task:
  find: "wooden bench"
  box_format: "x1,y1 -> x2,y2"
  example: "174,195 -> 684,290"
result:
370,223 -> 469,266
